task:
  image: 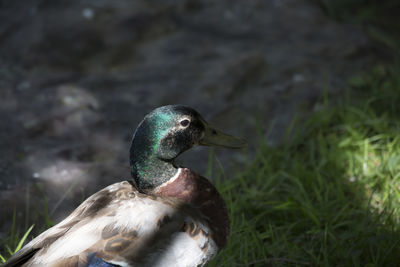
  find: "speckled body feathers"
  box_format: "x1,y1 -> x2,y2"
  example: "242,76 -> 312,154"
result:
4,168 -> 227,267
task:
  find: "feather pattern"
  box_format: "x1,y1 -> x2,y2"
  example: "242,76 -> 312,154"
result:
4,168 -> 222,267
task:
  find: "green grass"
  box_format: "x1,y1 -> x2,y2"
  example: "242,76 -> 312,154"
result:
0,186 -> 54,264
0,210 -> 34,264
209,64 -> 400,266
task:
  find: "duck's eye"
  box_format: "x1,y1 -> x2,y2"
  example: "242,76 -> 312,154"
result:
180,119 -> 190,127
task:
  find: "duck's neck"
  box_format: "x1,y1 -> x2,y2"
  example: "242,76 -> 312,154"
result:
130,151 -> 179,191
129,113 -> 182,191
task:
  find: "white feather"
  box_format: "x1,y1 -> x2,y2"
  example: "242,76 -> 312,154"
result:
157,168 -> 182,189
149,230 -> 218,267
21,181 -> 218,266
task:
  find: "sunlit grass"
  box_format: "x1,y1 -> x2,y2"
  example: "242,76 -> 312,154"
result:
0,210 -> 34,264
0,187 -> 55,264
209,64 -> 400,266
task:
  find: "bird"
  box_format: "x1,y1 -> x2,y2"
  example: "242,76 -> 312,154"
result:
4,105 -> 246,267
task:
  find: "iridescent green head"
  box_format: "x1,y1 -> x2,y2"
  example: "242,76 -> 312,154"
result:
130,105 -> 246,191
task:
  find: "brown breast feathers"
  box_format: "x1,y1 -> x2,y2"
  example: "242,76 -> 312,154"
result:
152,168 -> 229,248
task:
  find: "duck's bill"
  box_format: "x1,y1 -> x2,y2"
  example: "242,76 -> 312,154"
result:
199,123 -> 247,149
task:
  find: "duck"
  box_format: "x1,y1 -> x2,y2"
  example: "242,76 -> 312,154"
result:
4,105 -> 246,267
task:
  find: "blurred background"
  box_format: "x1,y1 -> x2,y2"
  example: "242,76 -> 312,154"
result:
1,0 -> 400,265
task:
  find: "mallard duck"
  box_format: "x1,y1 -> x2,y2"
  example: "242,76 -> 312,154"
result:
4,105 -> 246,267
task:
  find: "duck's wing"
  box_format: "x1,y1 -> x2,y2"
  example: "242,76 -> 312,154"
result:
4,181 -> 197,267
